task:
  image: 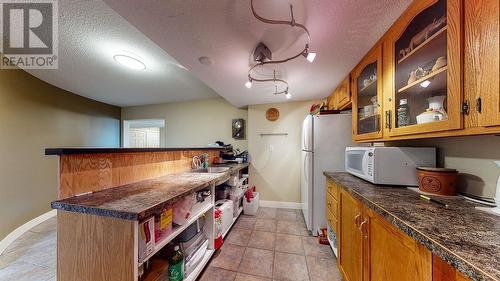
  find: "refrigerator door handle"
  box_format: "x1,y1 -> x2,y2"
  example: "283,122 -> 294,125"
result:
304,153 -> 309,183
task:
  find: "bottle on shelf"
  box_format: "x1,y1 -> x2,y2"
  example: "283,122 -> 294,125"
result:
397,99 -> 411,127
168,246 -> 185,281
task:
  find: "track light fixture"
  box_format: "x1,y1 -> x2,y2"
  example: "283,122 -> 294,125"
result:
245,0 -> 316,99
249,0 -> 316,65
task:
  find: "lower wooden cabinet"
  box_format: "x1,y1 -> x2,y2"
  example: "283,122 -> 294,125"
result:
339,190 -> 363,281
337,190 -> 469,281
363,208 -> 432,281
432,255 -> 470,281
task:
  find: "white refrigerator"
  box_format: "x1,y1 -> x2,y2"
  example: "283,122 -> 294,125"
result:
301,113 -> 355,235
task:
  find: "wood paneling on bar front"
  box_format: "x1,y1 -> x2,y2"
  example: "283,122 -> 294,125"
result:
59,150 -> 220,199
57,210 -> 137,281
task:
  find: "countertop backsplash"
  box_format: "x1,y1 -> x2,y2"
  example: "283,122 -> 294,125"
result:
388,135 -> 500,200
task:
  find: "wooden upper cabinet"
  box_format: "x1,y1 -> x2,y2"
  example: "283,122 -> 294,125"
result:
352,44 -> 383,141
363,208 -> 432,281
339,190 -> 363,281
384,0 -> 463,137
464,0 -> 500,127
328,75 -> 352,110
337,75 -> 351,109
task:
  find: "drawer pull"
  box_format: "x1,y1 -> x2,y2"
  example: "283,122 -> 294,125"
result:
355,214 -> 361,227
359,219 -> 368,239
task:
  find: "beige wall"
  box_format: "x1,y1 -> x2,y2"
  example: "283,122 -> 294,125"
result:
390,135 -> 500,199
121,98 -> 248,151
248,101 -> 312,203
0,70 -> 121,239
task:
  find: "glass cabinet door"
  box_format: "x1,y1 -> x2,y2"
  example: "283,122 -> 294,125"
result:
388,0 -> 462,136
353,45 -> 383,141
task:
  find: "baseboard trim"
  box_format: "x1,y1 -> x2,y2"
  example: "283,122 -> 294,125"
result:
259,200 -> 301,209
0,209 -> 57,255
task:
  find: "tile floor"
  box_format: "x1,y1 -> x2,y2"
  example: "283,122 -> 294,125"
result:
198,208 -> 342,281
0,217 -> 57,281
0,208 -> 342,281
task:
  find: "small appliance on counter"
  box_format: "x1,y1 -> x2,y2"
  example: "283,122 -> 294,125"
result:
475,161 -> 500,216
219,146 -> 248,164
416,167 -> 458,195
345,147 -> 436,186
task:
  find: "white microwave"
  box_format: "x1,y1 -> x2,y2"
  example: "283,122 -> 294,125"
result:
345,147 -> 436,186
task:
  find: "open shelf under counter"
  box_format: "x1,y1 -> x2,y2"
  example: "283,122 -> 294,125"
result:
139,203 -> 214,266
397,26 -> 447,64
397,66 -> 447,94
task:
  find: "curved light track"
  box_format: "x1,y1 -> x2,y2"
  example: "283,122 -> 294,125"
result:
247,0 -> 315,98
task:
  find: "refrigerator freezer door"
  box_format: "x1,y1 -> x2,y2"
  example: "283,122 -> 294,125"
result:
310,113 -> 356,234
301,150 -> 313,231
301,115 -> 313,152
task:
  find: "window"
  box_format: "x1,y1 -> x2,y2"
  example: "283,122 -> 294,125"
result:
123,119 -> 165,148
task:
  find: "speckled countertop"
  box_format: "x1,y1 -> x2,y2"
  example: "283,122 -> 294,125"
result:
324,172 -> 500,281
51,163 -> 249,220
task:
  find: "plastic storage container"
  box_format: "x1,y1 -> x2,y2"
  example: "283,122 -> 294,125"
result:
216,185 -> 231,200
215,200 -> 234,235
175,216 -> 206,243
184,240 -> 208,277
243,192 -> 259,216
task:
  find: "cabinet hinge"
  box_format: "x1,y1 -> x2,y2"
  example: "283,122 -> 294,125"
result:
476,97 -> 482,113
461,101 -> 470,115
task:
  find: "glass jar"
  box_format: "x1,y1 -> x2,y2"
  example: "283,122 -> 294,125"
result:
397,99 -> 411,127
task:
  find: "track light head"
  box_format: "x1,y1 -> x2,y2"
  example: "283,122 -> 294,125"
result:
253,42 -> 272,63
306,52 -> 316,63
245,79 -> 252,89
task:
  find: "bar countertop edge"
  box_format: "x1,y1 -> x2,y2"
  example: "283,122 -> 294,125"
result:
45,146 -> 232,155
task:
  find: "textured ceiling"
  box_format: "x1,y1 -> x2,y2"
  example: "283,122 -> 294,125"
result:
105,0 -> 412,107
25,0 -> 218,107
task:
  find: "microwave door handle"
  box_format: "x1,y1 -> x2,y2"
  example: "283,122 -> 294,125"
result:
362,152 -> 369,176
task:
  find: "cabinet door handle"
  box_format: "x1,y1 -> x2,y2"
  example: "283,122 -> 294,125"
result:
385,110 -> 392,129
354,213 -> 361,227
359,219 -> 368,239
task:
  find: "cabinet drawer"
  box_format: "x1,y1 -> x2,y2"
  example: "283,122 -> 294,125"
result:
326,209 -> 338,234
326,179 -> 339,200
326,192 -> 338,218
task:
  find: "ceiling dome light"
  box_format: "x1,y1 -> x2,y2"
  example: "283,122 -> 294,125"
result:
113,54 -> 146,70
285,92 -> 292,99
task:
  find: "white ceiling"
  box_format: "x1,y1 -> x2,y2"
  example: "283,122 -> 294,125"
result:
25,0 -> 218,107
104,0 -> 412,107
